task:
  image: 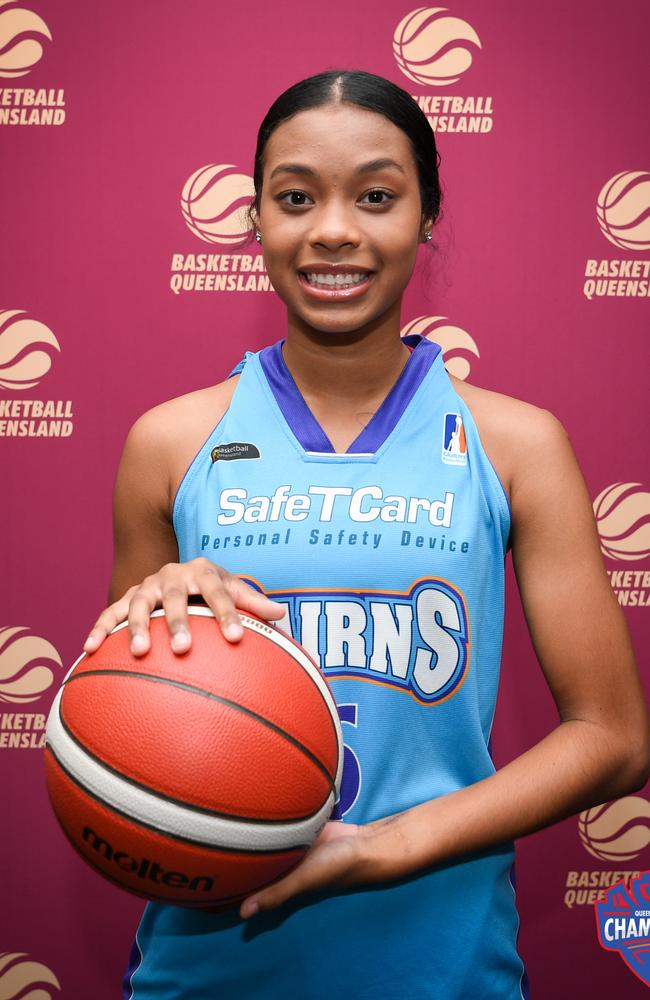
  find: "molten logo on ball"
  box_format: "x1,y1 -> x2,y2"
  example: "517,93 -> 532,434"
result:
0,953 -> 60,997
0,310 -> 60,389
0,625 -> 62,704
593,482 -> 650,562
596,171 -> 650,252
579,797 -> 650,862
401,316 -> 480,380
82,827 -> 215,892
0,1 -> 51,78
181,164 -> 255,246
393,7 -> 481,86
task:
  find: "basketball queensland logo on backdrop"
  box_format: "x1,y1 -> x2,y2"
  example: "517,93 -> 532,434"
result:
401,316 -> 480,380
594,481 -> 650,608
0,953 -> 60,997
0,310 -> 74,437
563,796 -> 650,910
392,7 -> 493,133
169,163 -> 274,295
0,2 -> 65,126
0,625 -> 62,749
583,171 -> 650,300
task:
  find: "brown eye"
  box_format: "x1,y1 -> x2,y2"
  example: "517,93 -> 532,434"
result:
360,190 -> 394,206
278,191 -> 313,207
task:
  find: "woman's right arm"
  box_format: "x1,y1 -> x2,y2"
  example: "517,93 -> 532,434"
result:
83,408 -> 283,657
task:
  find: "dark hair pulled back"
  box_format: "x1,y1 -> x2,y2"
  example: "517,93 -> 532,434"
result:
248,68 -> 442,235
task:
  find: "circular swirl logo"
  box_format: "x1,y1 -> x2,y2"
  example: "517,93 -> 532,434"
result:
596,171 -> 650,252
579,796 -> 650,862
593,482 -> 650,562
401,316 -> 479,379
180,164 -> 255,246
0,626 -> 62,704
393,7 -> 481,86
0,309 -> 60,389
0,1 -> 52,79
0,953 -> 60,997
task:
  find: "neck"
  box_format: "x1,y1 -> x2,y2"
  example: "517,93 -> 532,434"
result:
282,313 -> 410,407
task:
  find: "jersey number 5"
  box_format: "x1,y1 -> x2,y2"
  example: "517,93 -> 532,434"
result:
331,703 -> 361,820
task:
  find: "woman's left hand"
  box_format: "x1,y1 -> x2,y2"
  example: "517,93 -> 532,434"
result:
239,821 -> 367,919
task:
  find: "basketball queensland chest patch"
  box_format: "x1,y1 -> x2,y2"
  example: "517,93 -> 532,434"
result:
211,441 -> 261,462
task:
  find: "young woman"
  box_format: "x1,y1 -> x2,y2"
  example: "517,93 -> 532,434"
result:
84,70 -> 650,999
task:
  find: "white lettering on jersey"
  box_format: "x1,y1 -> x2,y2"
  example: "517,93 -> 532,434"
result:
308,486 -> 354,522
413,588 -> 463,695
368,602 -> 413,678
217,486 -> 454,528
265,579 -> 469,704
324,601 -> 367,669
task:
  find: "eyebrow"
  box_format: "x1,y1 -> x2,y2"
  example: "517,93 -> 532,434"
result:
269,158 -> 406,180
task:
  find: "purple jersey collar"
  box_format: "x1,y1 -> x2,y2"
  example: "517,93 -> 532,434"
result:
259,334 -> 441,455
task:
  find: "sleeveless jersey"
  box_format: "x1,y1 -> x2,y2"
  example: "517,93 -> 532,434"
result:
124,335 -> 530,1000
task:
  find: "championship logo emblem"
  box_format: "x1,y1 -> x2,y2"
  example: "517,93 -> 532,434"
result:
595,870 -> 650,986
441,412 -> 467,466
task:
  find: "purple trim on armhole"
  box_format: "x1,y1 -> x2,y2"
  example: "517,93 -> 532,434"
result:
508,861 -> 531,999
122,938 -> 142,999
258,335 -> 440,455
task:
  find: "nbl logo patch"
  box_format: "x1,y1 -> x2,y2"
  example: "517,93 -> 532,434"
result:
442,413 -> 467,466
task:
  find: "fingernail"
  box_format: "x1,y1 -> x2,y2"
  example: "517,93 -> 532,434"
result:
84,634 -> 98,650
225,622 -> 243,641
171,629 -> 190,653
131,634 -> 148,654
242,901 -> 259,919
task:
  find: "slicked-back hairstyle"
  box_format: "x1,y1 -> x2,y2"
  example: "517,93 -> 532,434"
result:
248,68 -> 442,235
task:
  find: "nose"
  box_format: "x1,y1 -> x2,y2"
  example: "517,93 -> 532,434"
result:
308,198 -> 361,252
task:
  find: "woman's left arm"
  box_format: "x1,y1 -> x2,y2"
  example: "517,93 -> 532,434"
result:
240,410 -> 650,918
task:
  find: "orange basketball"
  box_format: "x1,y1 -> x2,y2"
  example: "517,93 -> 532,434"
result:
44,606 -> 343,909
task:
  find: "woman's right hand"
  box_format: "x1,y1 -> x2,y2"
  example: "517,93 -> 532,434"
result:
82,558 -> 285,657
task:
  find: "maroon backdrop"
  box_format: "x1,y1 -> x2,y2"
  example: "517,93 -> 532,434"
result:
1,0 -> 649,995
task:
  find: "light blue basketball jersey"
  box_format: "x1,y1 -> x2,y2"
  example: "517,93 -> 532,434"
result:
125,335 -> 529,999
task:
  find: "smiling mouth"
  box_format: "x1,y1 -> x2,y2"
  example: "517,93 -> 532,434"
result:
297,272 -> 374,298
303,272 -> 370,287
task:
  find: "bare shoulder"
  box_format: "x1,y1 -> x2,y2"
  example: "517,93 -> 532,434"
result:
129,376 -> 238,447
449,372 -> 570,506
121,375 -> 240,512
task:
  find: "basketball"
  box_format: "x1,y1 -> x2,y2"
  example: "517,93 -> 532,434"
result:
43,606 -> 344,909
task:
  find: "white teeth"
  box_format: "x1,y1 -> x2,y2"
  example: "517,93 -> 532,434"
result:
304,272 -> 369,287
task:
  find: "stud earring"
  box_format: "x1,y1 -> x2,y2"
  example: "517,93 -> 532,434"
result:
424,231 -> 432,242
255,230 -> 262,243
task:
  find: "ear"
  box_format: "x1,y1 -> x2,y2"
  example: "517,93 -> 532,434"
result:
420,216 -> 434,242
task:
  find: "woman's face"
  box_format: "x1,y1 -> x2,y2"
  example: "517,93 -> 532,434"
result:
257,102 -> 430,339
